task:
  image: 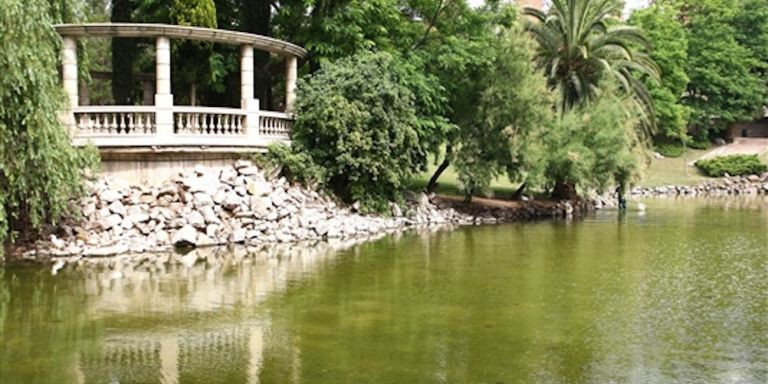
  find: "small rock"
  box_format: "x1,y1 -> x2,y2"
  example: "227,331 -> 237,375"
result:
234,159 -> 253,169
50,235 -> 66,250
193,192 -> 214,207
101,214 -> 123,230
230,227 -> 246,243
100,189 -> 122,203
129,213 -> 150,223
172,225 -> 198,246
221,192 -> 242,210
187,211 -> 206,229
108,200 -> 127,216
200,206 -> 220,224
238,166 -> 261,176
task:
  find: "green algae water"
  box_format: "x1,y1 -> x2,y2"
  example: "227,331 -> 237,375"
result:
1,198 -> 767,384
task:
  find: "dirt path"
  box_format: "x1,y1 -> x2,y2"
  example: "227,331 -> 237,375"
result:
694,138 -> 768,162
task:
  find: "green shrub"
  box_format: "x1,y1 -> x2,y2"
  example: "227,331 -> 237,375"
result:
654,143 -> 687,158
257,143 -> 325,186
695,155 -> 767,177
687,138 -> 711,150
289,51 -> 449,212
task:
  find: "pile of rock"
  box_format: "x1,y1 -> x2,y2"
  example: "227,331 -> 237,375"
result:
630,173 -> 768,197
29,161 -> 479,259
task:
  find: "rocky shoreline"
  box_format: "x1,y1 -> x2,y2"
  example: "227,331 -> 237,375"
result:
630,173 -> 768,197
13,161 -> 587,264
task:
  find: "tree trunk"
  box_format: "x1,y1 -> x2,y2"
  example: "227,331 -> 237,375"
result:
426,143 -> 452,193
512,182 -> 527,200
551,180 -> 578,200
190,82 -> 197,106
244,0 -> 273,110
111,0 -> 134,105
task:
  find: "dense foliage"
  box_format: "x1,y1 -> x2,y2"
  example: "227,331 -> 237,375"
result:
524,0 -> 658,128
629,4 -> 691,141
537,87 -> 644,198
695,155 -> 768,177
452,25 -> 553,198
290,52 -> 446,211
679,0 -> 767,138
0,0 -> 97,243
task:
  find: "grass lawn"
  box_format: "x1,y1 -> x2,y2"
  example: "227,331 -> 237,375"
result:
411,148 -> 717,197
640,148 -> 711,187
408,161 -> 521,199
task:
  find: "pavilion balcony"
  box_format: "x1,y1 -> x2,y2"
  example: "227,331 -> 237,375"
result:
55,23 -> 307,184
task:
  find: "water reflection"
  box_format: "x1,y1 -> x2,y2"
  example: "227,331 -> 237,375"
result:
1,202 -> 767,383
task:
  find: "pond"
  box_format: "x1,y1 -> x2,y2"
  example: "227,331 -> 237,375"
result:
1,198 -> 767,384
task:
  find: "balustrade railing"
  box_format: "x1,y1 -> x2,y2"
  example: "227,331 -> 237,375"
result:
70,105 -> 292,147
73,106 -> 157,136
174,107 -> 246,136
259,111 -> 293,137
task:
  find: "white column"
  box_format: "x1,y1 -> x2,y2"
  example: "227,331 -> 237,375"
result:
62,36 -> 78,109
241,44 -> 260,139
154,37 -> 174,140
285,55 -> 297,113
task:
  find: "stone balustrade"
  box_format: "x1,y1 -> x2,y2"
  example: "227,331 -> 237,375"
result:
71,105 -> 293,147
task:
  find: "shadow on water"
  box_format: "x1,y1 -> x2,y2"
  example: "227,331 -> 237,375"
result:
0,199 -> 767,384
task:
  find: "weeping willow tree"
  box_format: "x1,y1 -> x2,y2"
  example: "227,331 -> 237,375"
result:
0,0 -> 97,247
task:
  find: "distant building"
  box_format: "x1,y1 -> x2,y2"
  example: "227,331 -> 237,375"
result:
516,0 -> 546,9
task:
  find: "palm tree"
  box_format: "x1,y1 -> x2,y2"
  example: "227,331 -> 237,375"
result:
524,0 -> 659,126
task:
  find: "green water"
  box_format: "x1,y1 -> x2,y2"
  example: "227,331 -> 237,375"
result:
1,199 -> 767,384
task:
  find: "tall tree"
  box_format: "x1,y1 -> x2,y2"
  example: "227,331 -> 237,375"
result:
524,0 -> 659,122
453,24 -> 554,200
678,0 -> 766,137
0,0 -> 97,244
111,0 -> 135,104
629,3 -> 690,141
169,0 -> 217,105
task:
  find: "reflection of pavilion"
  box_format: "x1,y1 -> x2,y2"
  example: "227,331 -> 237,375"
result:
70,238 -> 384,383
78,325 -> 268,384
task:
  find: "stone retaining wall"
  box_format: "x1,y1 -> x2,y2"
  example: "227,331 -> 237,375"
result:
630,174 -> 768,197
19,161 -> 584,261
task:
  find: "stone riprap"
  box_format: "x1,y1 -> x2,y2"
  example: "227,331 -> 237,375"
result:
20,161 -> 583,261
630,173 -> 768,197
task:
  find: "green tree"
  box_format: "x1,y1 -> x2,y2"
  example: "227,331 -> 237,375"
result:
0,0 -> 97,244
538,85 -> 644,199
452,25 -> 554,200
111,0 -> 135,105
170,0 -> 217,105
733,0 -> 768,79
290,52 -> 447,211
524,0 -> 659,123
678,0 -> 766,137
629,3 -> 691,141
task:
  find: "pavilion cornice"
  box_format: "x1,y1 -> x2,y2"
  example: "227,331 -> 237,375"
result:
54,23 -> 308,59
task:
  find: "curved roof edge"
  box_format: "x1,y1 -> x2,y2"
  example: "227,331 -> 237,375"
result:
54,23 -> 308,59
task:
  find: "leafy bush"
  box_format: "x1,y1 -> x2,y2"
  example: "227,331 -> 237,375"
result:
654,143 -> 686,158
289,51 -> 449,212
695,155 -> 767,177
537,86 -> 645,197
257,143 -> 325,186
688,138 -> 711,150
